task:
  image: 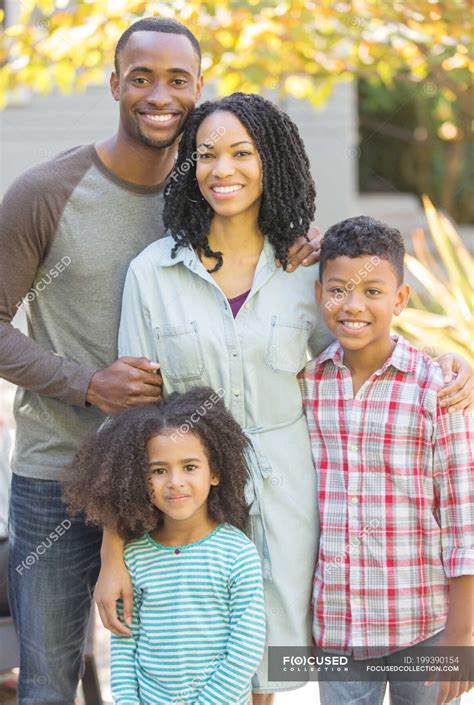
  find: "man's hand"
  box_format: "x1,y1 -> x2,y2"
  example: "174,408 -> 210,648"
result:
436,353 -> 473,415
276,224 -> 322,271
86,357 -> 162,415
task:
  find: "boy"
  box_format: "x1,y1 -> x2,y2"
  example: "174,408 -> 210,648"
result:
301,216 -> 473,705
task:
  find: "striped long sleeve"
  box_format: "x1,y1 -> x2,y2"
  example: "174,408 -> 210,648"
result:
194,543 -> 266,704
110,562 -> 143,703
108,523 -> 265,704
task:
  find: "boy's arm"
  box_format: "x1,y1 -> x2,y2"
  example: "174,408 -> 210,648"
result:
194,543 -> 266,704
432,407 -> 474,578
427,576 -> 474,705
429,407 -> 474,703
0,171 -> 97,406
110,553 -> 143,704
444,575 -> 473,641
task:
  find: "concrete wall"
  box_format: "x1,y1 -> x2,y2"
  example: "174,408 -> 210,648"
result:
0,81 -> 358,233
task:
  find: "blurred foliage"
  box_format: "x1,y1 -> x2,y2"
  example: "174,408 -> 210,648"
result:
0,0 -> 472,116
358,79 -> 473,222
392,196 -> 473,363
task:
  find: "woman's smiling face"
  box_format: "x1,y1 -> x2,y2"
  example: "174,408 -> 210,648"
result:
195,110 -> 263,219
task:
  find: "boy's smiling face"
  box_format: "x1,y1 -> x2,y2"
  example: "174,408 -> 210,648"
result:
318,255 -> 410,356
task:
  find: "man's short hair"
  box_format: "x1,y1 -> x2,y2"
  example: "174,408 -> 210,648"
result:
114,17 -> 201,75
319,215 -> 405,283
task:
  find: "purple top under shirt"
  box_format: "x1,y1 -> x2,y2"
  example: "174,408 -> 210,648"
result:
228,290 -> 250,318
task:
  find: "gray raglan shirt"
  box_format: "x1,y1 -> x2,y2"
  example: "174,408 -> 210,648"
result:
0,144 -> 165,480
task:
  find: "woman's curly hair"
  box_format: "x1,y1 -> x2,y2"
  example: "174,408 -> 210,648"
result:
62,388 -> 249,541
163,92 -> 316,271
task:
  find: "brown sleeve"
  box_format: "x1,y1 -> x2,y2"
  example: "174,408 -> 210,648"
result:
0,149 -> 98,407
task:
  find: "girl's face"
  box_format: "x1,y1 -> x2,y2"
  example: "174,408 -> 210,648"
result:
146,431 -> 219,524
195,110 -> 263,219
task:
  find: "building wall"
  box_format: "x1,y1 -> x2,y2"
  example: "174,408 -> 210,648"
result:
0,81 -> 358,233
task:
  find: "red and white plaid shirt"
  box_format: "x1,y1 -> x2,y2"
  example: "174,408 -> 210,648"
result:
301,336 -> 474,658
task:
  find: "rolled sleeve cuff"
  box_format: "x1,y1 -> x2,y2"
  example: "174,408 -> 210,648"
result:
443,548 -> 474,578
68,365 -> 98,407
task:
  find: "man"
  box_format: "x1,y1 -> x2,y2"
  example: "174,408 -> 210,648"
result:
0,17 -> 326,704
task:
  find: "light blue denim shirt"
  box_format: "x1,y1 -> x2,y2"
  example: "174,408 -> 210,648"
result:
118,235 -> 334,580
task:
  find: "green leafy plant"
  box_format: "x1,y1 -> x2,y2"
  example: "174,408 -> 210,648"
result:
392,195 -> 473,362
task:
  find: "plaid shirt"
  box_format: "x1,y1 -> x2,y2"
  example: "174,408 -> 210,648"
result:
301,336 -> 474,658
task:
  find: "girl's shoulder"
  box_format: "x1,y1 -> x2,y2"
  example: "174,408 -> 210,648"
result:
123,533 -> 150,561
213,524 -> 260,560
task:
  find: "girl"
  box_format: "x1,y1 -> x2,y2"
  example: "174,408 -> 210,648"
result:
63,387 -> 265,704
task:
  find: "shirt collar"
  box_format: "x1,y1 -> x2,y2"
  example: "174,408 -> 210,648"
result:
158,233 -> 195,268
315,335 -> 417,375
157,233 -> 278,274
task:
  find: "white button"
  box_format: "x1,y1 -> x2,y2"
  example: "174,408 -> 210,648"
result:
233,389 -> 240,397
349,444 -> 358,452
233,351 -> 238,357
350,496 -> 359,504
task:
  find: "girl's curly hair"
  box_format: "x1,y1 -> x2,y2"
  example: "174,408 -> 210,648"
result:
163,91 -> 316,272
62,388 -> 249,541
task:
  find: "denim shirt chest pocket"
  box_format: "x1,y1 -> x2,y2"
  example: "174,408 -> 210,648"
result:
265,315 -> 312,374
153,321 -> 204,382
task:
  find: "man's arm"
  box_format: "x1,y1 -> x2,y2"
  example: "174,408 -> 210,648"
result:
0,169 -> 162,412
0,170 -> 98,406
276,224 -> 322,271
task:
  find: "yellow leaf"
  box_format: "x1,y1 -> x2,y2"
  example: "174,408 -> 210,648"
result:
53,61 -> 76,93
218,72 -> 241,95
284,75 -> 313,99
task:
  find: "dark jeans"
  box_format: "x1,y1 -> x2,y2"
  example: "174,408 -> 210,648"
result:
8,474 -> 102,705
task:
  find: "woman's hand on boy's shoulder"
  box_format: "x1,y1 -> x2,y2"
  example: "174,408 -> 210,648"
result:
436,352 -> 473,415
276,224 -> 322,271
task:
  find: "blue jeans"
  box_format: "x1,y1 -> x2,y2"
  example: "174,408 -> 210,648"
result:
8,474 -> 102,704
318,632 -> 461,705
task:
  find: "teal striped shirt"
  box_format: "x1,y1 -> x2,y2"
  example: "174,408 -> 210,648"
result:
111,523 -> 266,704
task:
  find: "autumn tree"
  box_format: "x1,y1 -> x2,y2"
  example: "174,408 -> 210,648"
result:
1,1 -> 472,217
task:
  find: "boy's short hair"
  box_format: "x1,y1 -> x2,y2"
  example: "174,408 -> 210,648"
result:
319,215 -> 405,284
114,17 -> 201,75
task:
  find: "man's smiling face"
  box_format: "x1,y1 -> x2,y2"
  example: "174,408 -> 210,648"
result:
111,31 -> 203,149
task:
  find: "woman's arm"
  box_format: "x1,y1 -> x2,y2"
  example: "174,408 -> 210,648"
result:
436,353 -> 473,415
110,555 -> 143,704
118,263 -> 157,361
95,527 -> 134,636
